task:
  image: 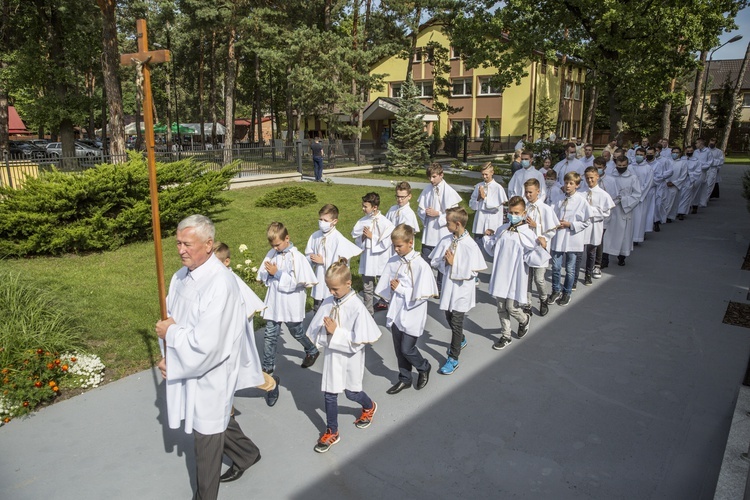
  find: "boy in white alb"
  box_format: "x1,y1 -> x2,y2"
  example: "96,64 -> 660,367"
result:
307,258 -> 381,453
385,181 -> 421,234
484,196 -> 549,349
305,204 -> 362,311
508,151 -> 547,201
351,192 -> 395,315
630,148 -> 654,245
665,147 -> 688,222
547,172 -> 593,307
522,178 -> 559,317
418,163 -> 462,291
376,224 -> 438,395
429,207 -> 487,375
600,156 -> 642,266
258,222 -> 320,374
469,162 -> 507,254
577,167 -> 615,286
214,242 -> 280,408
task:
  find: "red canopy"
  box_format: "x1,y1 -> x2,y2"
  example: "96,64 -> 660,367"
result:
9,106 -> 29,134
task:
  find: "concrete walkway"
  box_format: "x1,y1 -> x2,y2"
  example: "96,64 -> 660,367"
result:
2,166 -> 750,500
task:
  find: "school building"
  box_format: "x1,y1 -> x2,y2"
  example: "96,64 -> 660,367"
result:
363,22 -> 587,152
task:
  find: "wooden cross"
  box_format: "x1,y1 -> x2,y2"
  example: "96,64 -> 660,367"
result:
121,19 -> 171,321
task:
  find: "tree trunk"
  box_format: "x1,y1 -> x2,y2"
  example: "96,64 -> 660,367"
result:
582,72 -> 597,144
210,30 -> 218,147
0,66 -> 7,155
556,60 -> 568,138
255,54 -> 262,144
223,23 -> 237,165
198,33 -> 205,149
165,71 -> 172,147
607,83 -> 623,142
88,71 -> 96,139
720,41 -> 750,152
684,50 -> 707,147
285,65 -> 294,146
405,7 -> 421,81
97,0 -> 125,161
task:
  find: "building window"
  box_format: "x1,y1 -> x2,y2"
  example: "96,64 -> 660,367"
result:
391,83 -> 403,98
450,119 -> 472,136
477,118 -> 501,139
563,81 -> 572,99
425,47 -> 434,62
478,77 -> 502,96
709,93 -> 719,106
573,82 -> 581,100
572,121 -> 579,139
553,65 -> 559,76
541,60 -> 548,73
561,121 -> 570,139
452,78 -> 472,96
415,80 -> 434,98
567,65 -> 573,77
413,48 -> 422,63
744,93 -> 750,107
450,46 -> 461,59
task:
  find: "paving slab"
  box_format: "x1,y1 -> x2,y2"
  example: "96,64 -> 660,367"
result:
1,165 -> 750,500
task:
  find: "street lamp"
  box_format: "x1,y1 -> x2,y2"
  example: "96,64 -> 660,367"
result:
698,34 -> 743,138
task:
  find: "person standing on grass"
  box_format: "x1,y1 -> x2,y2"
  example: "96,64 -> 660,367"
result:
156,214 -> 260,499
311,137 -> 325,182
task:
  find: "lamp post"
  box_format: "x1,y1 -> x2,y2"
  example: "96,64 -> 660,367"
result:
698,34 -> 743,138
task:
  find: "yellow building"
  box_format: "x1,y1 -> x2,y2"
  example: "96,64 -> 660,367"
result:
366,22 -> 587,151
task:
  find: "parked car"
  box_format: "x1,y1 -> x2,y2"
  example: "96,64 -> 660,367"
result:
46,142 -> 103,158
8,140 -> 48,160
78,139 -> 103,150
29,139 -> 49,148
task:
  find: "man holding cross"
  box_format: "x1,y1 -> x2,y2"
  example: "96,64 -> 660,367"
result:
156,215 -> 260,499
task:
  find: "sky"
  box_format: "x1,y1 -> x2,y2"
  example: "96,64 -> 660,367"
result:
714,4 -> 750,60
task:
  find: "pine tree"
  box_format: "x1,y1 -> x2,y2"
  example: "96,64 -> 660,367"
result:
386,78 -> 430,175
480,115 -> 492,154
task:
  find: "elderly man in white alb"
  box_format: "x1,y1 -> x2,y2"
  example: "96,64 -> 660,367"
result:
156,215 -> 260,500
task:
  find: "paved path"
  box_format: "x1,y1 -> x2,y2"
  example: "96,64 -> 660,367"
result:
2,166 -> 750,500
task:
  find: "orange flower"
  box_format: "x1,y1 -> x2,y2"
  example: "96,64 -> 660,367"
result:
36,349 -> 43,355
1,368 -> 8,375
34,381 -> 42,388
48,381 -> 56,387
3,417 -> 10,423
52,386 -> 59,392
2,378 -> 8,384
71,357 -> 77,362
46,363 -> 54,370
54,359 -> 61,366
61,365 -> 69,372
22,401 -> 29,407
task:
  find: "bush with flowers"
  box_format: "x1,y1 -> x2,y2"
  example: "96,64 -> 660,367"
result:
233,244 -> 268,330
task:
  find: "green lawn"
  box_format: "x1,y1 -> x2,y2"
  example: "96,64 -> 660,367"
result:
724,154 -> 750,165
347,165 -> 512,187
1,181 -> 474,381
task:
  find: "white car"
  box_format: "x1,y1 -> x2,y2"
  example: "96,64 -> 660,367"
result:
46,142 -> 103,158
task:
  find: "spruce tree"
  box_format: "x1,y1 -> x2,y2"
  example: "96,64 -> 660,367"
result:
480,115 -> 492,154
386,78 -> 430,175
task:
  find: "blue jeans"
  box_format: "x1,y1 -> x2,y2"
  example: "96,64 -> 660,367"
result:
551,251 -> 577,295
313,156 -> 324,181
324,390 -> 373,433
262,320 -> 318,372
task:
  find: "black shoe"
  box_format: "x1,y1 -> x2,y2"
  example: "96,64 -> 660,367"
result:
653,222 -> 660,232
416,365 -> 431,390
386,381 -> 411,395
547,292 -> 562,304
666,218 -> 673,223
617,256 -> 626,266
584,275 -> 593,286
571,282 -> 578,290
265,376 -> 280,407
557,294 -> 571,306
374,301 -> 389,311
220,459 -> 257,483
492,337 -> 512,350
517,316 -> 530,338
539,301 -> 549,316
677,214 -> 685,220
301,352 -> 319,368
691,206 -> 698,215
262,368 -> 274,375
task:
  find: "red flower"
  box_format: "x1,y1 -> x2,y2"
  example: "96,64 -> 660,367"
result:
34,381 -> 42,388
36,349 -> 43,355
54,359 -> 61,366
22,401 -> 29,407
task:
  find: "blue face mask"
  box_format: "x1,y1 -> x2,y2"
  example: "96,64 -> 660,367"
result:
635,155 -> 644,163
671,153 -> 679,160
508,214 -> 523,225
597,168 -> 604,176
521,159 -> 531,168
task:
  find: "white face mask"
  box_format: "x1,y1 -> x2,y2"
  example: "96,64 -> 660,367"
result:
318,220 -> 334,233
545,179 -> 556,188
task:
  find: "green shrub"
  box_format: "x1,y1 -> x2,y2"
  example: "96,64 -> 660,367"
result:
0,152 -> 238,257
255,186 -> 318,209
525,139 -> 565,168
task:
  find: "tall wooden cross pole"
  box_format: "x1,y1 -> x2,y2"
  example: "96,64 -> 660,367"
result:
120,19 -> 171,321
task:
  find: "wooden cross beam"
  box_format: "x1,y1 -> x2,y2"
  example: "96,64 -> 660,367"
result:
121,19 -> 170,321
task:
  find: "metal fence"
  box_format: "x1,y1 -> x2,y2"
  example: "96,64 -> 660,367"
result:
1,140 -> 391,189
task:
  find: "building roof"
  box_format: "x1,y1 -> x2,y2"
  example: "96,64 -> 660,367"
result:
705,59 -> 750,92
9,106 -> 29,134
362,97 -> 439,122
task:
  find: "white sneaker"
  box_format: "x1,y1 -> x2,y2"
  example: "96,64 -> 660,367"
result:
592,266 -> 602,279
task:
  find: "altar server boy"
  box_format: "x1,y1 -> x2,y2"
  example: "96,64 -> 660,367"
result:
385,181 -> 421,233
579,167 -> 615,285
522,178 -> 559,316
351,192 -> 395,315
305,204 -> 362,311
429,207 -> 487,375
376,224 -> 438,395
547,172 -> 593,306
507,150 -> 547,201
418,163 -> 462,290
469,162 -> 507,248
258,222 -> 320,373
665,147 -> 688,222
600,156 -> 642,266
306,258 -> 381,453
215,242 -> 279,407
484,196 -> 549,349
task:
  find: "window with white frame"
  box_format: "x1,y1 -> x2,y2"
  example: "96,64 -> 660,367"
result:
561,121 -> 570,139
391,82 -> 403,98
415,80 -> 434,98
477,118 -> 501,139
572,121 -> 579,138
413,48 -> 422,63
450,46 -> 461,59
451,119 -> 472,136
478,77 -> 502,95
573,82 -> 581,100
744,93 -> 750,107
452,78 -> 472,96
563,81 -> 572,99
